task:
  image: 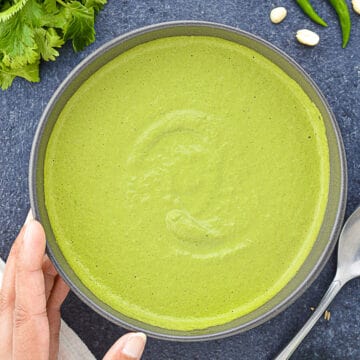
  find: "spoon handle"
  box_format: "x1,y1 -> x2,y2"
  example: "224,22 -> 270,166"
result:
275,279 -> 343,360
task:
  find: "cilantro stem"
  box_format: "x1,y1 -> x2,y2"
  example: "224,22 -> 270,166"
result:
56,0 -> 67,7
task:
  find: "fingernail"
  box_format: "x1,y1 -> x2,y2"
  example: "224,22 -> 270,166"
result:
24,210 -> 34,225
23,220 -> 35,250
122,332 -> 147,359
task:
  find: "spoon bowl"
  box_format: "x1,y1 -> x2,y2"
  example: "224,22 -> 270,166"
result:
337,207 -> 360,282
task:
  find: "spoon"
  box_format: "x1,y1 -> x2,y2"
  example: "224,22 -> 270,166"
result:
275,206 -> 360,360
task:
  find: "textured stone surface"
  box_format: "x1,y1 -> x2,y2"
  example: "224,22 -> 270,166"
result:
0,0 -> 360,359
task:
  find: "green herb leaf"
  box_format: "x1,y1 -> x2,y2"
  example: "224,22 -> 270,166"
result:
0,61 -> 39,89
0,0 -> 107,90
0,0 -> 28,22
44,0 -> 57,13
63,1 -> 95,52
84,0 -> 107,13
0,16 -> 39,68
33,28 -> 64,61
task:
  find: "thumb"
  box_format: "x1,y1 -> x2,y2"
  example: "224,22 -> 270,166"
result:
13,220 -> 49,360
103,332 -> 147,360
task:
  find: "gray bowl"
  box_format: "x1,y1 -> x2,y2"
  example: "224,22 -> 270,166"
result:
29,21 -> 347,341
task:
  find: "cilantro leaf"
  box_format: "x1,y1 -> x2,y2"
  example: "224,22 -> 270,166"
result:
0,18 -> 39,68
40,7 -> 68,29
0,0 -> 28,22
0,0 -> 107,90
63,1 -> 95,52
33,28 -> 64,61
0,71 -> 15,90
43,0 -> 57,13
0,60 -> 39,89
84,0 -> 107,13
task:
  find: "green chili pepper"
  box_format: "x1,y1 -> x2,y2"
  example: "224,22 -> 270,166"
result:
328,0 -> 351,48
296,0 -> 328,27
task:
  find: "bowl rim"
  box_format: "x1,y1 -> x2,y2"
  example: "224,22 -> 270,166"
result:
29,20 -> 347,341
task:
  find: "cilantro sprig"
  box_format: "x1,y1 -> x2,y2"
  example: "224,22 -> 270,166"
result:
0,0 -> 107,90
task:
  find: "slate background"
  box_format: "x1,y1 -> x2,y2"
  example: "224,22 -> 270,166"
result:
1,0 -> 360,359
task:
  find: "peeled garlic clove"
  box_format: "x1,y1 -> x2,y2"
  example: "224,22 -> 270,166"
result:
270,7 -> 287,24
296,29 -> 320,46
352,0 -> 360,14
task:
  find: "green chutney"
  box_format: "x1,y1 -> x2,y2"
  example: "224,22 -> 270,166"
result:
44,36 -> 330,331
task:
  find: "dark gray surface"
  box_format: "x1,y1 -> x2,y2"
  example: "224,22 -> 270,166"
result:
0,0 -> 359,359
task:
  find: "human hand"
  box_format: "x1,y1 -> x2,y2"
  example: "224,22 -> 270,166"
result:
0,219 -> 146,360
